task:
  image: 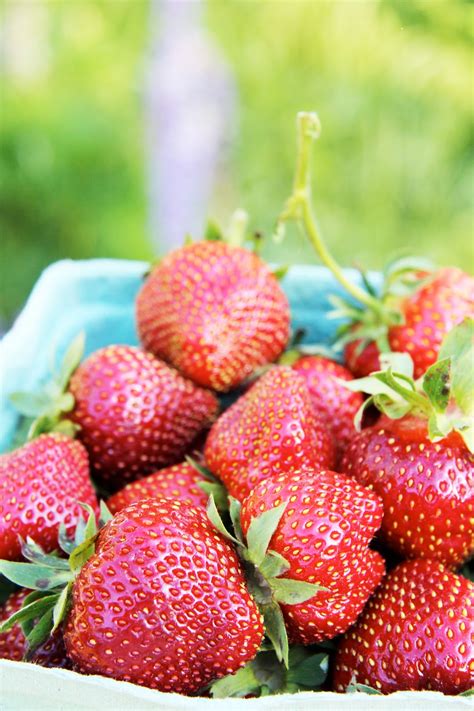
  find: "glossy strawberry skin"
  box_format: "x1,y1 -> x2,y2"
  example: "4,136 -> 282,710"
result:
345,267 -> 474,378
107,461 -> 209,514
333,559 -> 474,694
0,434 -> 97,561
204,367 -> 336,502
241,469 -> 385,645
291,355 -> 363,459
0,589 -> 71,668
64,498 -> 264,694
69,346 -> 218,492
136,241 -> 291,392
341,416 -> 474,566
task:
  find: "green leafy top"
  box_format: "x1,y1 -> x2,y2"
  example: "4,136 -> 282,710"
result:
206,496 -> 326,669
10,332 -> 85,442
343,318 -> 474,452
0,502 -> 112,658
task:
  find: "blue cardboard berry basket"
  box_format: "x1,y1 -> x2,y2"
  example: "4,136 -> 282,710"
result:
0,259 -> 469,710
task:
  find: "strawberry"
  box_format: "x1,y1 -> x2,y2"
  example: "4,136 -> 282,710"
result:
0,500 -> 264,694
107,460 -> 211,514
344,267 -> 474,379
136,241 -> 290,392
340,321 -> 474,566
204,366 -> 335,501
69,345 -> 218,492
291,355 -> 363,459
240,468 -> 385,645
332,559 -> 474,694
0,433 -> 97,560
0,588 -> 70,668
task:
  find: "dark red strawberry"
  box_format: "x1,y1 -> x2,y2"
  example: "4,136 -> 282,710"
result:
344,267 -> 474,378
0,433 -> 97,560
291,355 -> 363,458
69,345 -> 218,492
240,468 -> 385,645
0,589 -> 70,668
333,559 -> 474,694
136,241 -> 290,392
0,500 -> 264,694
107,461 -> 210,513
204,366 -> 335,501
341,418 -> 474,566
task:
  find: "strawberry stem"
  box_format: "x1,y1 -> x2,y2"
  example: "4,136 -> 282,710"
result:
279,112 -> 385,317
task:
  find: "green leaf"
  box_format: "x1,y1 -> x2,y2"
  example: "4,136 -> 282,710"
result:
58,524 -> 75,555
272,265 -> 290,281
20,539 -> 70,570
204,219 -> 223,242
0,561 -> 72,591
52,582 -> 71,632
74,515 -> 86,547
459,688 -> 474,697
69,534 -> 98,573
225,208 -> 248,248
198,481 -> 228,512
79,503 -> 98,542
24,608 -> 55,659
269,577 -> 325,605
99,500 -> 114,527
423,357 -> 451,413
55,332 -> 85,391
206,496 -> 240,546
245,502 -> 287,567
228,497 -> 244,544
287,652 -> 328,688
260,601 -> 289,668
346,681 -> 383,695
258,551 -> 290,579
9,391 -> 54,418
373,393 -> 411,420
0,593 -> 59,633
438,318 -> 474,417
379,351 -> 414,378
52,419 -> 80,437
211,664 -> 259,698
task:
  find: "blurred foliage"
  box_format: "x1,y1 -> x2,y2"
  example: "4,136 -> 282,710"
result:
0,0 -> 472,324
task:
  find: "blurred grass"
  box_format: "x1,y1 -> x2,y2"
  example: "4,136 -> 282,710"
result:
1,0 -> 472,324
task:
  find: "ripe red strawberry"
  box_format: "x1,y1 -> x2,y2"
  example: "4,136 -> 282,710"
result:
0,433 -> 97,560
0,589 -> 70,668
333,559 -> 474,694
291,355 -> 363,459
65,499 -> 263,693
240,468 -> 385,645
204,366 -> 335,501
107,461 -> 210,514
345,267 -> 474,378
136,241 -> 290,392
341,417 -> 474,567
69,345 -> 218,492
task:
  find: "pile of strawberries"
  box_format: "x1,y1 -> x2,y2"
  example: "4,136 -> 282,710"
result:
0,113 -> 473,699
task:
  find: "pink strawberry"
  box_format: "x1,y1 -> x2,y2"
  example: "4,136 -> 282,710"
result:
240,468 -> 385,645
291,355 -> 363,458
0,433 -> 97,560
107,461 -> 210,514
69,345 -> 218,492
204,366 -> 335,501
0,589 -> 70,668
341,417 -> 474,566
136,241 -> 290,392
333,559 -> 474,694
0,499 -> 264,694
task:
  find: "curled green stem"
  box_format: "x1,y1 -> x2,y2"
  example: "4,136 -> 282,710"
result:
279,112 -> 385,317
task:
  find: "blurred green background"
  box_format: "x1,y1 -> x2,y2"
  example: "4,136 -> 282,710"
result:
1,0 -> 472,325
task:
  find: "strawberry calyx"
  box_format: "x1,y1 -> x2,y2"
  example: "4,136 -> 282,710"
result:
185,456 -> 228,511
210,644 -> 329,698
9,332 -> 85,442
343,318 -> 474,452
276,111 -> 434,354
0,502 -> 112,658
206,496 -> 325,668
